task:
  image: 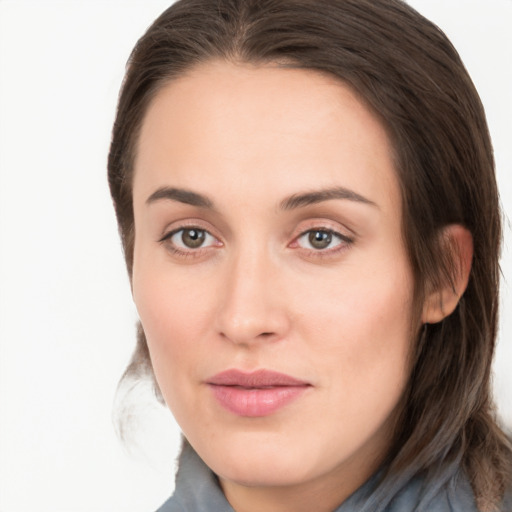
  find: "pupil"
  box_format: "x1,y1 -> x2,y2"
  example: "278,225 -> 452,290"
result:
309,230 -> 331,249
182,229 -> 205,248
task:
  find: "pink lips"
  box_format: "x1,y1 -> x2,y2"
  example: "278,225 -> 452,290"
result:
207,369 -> 310,417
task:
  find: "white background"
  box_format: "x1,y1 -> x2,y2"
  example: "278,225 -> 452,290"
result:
0,1 -> 510,511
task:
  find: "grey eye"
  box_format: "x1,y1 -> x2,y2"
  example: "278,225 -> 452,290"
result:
297,229 -> 347,251
168,228 -> 217,249
181,228 -> 206,248
308,230 -> 333,249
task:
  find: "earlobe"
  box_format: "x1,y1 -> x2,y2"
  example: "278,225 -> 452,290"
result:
421,225 -> 473,324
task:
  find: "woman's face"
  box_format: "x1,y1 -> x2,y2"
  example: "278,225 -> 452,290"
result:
132,61 -> 415,504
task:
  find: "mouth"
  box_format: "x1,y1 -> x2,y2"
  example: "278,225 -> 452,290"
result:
206,369 -> 311,417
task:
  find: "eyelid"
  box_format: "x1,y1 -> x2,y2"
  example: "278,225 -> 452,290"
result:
158,221 -> 223,257
164,228 -> 218,248
293,229 -> 352,249
158,218 -> 219,242
298,225 -> 353,240
288,220 -> 355,256
291,218 -> 355,241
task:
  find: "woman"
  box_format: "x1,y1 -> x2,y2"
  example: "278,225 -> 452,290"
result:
108,0 -> 512,510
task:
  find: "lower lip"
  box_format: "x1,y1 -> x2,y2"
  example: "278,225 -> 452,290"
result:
208,384 -> 308,417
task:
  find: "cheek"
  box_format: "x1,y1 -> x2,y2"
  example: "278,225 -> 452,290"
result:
301,253 -> 414,398
132,260 -> 214,389
298,269 -> 413,467
133,238 -> 213,330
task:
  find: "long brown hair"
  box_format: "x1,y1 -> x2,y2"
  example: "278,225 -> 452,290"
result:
108,0 -> 511,509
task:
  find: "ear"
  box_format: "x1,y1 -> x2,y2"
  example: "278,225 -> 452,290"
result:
421,224 -> 473,324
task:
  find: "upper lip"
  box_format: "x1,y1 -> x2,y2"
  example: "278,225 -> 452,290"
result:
206,369 -> 310,388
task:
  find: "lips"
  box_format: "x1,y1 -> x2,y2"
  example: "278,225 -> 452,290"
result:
206,369 -> 311,417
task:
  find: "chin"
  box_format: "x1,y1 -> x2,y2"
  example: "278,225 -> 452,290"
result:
215,456 -> 313,488
190,429 -> 328,488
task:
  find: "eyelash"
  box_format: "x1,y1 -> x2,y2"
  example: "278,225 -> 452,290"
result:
158,225 -> 354,259
291,228 -> 354,259
159,226 -> 221,258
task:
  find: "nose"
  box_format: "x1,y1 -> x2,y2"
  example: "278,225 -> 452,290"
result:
214,249 -> 290,346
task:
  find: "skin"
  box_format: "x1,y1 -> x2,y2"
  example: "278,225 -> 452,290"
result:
130,61 -> 467,512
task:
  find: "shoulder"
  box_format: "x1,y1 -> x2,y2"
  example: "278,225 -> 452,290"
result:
339,467 -> 479,512
384,471 -> 478,512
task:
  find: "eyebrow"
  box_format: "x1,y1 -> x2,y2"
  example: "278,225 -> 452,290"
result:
146,185 -> 377,211
146,187 -> 214,209
279,186 -> 377,210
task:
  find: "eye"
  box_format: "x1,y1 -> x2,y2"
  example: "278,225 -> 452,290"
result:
296,229 -> 351,251
162,227 -> 219,250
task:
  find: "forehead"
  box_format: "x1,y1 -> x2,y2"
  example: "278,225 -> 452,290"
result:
133,60 -> 399,213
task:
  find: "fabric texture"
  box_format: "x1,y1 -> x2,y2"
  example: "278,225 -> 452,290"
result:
155,441 -> 489,512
